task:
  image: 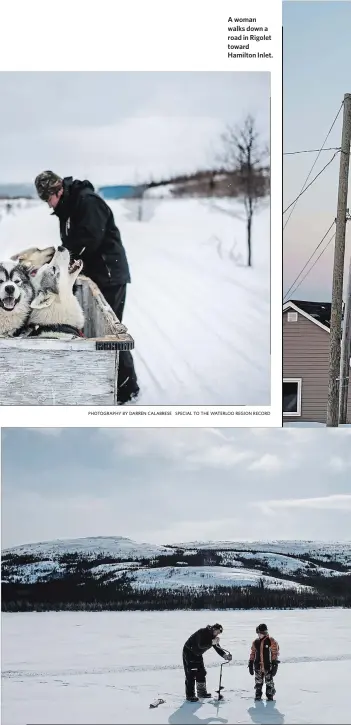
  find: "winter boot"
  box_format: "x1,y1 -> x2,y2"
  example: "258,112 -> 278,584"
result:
186,680 -> 198,702
266,683 -> 276,701
196,682 -> 211,699
255,687 -> 263,701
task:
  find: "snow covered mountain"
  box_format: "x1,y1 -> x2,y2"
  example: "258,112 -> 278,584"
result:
3,537 -> 350,596
3,536 -> 173,561
174,540 -> 351,567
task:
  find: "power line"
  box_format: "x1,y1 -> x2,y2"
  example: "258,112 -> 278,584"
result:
283,101 -> 344,230
283,151 -> 340,215
284,147 -> 341,156
284,229 -> 336,301
283,220 -> 335,302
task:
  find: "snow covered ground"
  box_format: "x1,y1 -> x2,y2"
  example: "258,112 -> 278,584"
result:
127,566 -> 312,592
0,196 -> 270,405
2,608 -> 350,725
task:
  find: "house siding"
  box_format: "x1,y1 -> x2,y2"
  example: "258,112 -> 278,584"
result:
283,310 -> 351,424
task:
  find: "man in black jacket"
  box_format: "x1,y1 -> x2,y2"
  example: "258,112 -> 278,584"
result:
183,624 -> 232,702
34,171 -> 139,404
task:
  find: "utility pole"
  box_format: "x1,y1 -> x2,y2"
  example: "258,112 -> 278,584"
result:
339,234 -> 351,424
326,93 -> 351,427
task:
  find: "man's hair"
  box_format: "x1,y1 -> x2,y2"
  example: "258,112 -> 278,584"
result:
35,171 -> 63,201
212,623 -> 223,633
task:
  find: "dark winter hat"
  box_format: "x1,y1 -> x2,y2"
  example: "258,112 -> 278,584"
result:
212,623 -> 223,633
35,171 -> 63,201
256,623 -> 268,634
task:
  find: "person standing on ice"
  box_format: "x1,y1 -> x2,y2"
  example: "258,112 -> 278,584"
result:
183,623 -> 232,702
34,171 -> 139,405
248,623 -> 280,701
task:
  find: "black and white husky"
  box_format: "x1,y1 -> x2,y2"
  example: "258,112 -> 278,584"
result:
0,261 -> 34,336
28,246 -> 85,339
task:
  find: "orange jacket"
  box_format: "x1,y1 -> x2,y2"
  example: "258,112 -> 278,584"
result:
249,635 -> 279,671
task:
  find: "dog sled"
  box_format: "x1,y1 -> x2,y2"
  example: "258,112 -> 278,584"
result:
0,275 -> 135,406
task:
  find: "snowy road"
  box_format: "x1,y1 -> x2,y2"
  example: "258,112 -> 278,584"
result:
0,198 -> 270,405
2,608 -> 350,724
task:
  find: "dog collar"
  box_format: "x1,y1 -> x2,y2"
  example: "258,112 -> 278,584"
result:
27,323 -> 85,338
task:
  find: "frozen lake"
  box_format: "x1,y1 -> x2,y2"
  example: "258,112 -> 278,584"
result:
2,608 -> 350,724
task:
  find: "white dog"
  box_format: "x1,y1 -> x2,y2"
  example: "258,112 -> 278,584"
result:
0,261 -> 34,336
28,246 -> 85,338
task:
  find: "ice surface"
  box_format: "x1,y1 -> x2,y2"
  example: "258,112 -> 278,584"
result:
2,608 -> 350,724
0,196 -> 270,405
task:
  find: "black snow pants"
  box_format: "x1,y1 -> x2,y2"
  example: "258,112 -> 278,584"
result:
183,647 -> 207,699
102,284 -> 139,404
254,669 -> 275,699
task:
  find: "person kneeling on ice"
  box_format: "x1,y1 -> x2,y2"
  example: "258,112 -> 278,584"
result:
183,623 -> 232,702
248,623 -> 280,701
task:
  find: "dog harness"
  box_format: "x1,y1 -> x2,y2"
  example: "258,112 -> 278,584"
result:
26,323 -> 85,339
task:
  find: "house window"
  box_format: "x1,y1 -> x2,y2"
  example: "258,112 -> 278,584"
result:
287,311 -> 298,322
283,379 -> 302,416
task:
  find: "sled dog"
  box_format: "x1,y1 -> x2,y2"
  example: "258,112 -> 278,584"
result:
28,246 -> 85,339
11,246 -> 55,276
0,261 -> 34,336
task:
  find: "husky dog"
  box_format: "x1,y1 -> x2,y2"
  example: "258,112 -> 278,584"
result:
28,246 -> 85,338
0,261 -> 34,336
11,246 -> 55,276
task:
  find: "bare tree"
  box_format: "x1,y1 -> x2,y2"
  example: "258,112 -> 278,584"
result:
218,115 -> 270,267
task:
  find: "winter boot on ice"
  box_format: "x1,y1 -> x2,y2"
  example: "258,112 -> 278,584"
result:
185,680 -> 199,702
197,681 -> 212,699
266,688 -> 276,701
266,682 -> 276,701
255,686 -> 263,701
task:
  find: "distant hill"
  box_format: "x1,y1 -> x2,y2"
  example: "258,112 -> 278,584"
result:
0,184 -> 35,199
2,537 -> 351,612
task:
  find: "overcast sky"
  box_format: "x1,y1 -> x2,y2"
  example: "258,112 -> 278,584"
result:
2,427 -> 351,549
283,1 -> 351,302
0,71 -> 269,186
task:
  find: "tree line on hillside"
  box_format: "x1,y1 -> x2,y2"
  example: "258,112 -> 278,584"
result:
2,547 -> 350,607
2,573 -> 350,612
3,548 -> 348,572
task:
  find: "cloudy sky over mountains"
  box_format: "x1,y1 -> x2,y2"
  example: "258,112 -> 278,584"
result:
2,428 -> 350,548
